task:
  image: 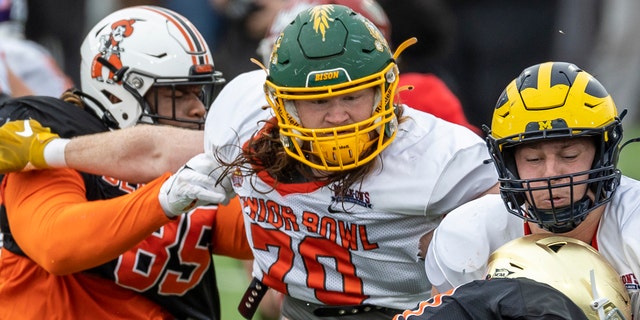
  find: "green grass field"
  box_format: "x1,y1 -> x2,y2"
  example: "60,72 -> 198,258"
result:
214,124 -> 640,319
214,255 -> 251,320
617,125 -> 640,180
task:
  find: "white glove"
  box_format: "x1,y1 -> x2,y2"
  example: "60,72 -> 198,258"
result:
158,153 -> 230,217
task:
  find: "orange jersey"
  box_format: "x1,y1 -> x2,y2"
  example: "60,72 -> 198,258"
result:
0,249 -> 173,319
0,168 -> 251,319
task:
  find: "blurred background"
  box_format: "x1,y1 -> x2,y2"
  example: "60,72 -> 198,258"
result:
5,0 -> 640,317
14,0 -> 640,130
4,0 -> 638,131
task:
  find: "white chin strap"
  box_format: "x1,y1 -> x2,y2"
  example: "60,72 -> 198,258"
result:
283,99 -> 300,125
589,269 -> 612,320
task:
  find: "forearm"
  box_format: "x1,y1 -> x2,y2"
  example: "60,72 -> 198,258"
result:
64,125 -> 204,183
211,196 -> 253,259
5,169 -> 172,275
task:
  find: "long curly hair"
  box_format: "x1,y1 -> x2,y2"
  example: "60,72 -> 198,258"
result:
216,104 -> 406,198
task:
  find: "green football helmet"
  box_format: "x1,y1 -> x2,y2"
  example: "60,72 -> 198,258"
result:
264,4 -> 399,171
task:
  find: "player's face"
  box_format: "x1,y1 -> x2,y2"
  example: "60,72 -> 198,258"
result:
293,87 -> 375,130
146,85 -> 206,129
514,137 -> 596,210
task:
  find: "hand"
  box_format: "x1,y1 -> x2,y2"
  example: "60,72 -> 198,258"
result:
158,153 -> 231,217
0,119 -> 60,173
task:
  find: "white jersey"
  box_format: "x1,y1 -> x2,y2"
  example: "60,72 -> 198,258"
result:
0,37 -> 72,97
426,177 -> 640,316
205,69 -> 498,310
0,61 -> 9,95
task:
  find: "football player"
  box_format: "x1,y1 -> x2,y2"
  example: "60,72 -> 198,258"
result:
425,61 -> 640,317
203,5 -> 497,319
396,234 -> 631,319
0,6 -> 250,319
0,4 -> 498,319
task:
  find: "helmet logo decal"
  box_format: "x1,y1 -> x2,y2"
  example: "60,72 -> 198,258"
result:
525,119 -> 569,133
231,167 -> 243,188
490,268 -> 515,278
621,273 -> 639,290
362,19 -> 388,53
306,67 -> 351,87
268,33 -> 283,67
538,120 -> 553,130
309,5 -> 335,41
90,18 -> 136,84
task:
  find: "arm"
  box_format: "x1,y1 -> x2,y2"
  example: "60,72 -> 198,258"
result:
0,120 -> 203,183
5,65 -> 34,97
63,125 -> 203,183
0,52 -> 34,97
3,169 -> 172,275
210,196 -> 253,259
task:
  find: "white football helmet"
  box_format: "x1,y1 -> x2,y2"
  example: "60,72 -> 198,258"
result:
80,6 -> 224,129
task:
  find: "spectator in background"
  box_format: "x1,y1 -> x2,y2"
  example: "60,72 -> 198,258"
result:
586,0 -> 640,124
378,0 -> 455,76
0,54 -> 32,98
0,58 -> 12,103
24,0 -> 84,86
422,0 -> 560,130
261,0 -> 480,135
210,0 -> 287,80
378,0 -> 481,135
0,0 -> 72,97
160,0 -> 227,52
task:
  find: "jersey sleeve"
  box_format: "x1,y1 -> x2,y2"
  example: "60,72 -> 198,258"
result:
2,169 -> 172,274
204,70 -> 271,156
0,57 -> 10,96
425,138 -> 498,216
425,194 -> 520,292
210,196 -> 253,259
0,95 -> 108,137
599,176 -> 640,317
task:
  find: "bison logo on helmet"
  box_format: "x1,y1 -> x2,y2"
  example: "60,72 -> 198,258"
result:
90,18 -> 136,84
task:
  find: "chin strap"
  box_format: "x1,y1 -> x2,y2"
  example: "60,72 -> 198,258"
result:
590,269 -> 609,320
71,89 -> 120,129
393,37 -> 417,60
533,196 -> 592,233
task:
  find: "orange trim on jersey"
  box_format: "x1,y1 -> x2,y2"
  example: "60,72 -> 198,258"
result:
3,169 -> 171,275
256,169 -> 327,196
245,118 -> 328,196
393,287 -> 457,319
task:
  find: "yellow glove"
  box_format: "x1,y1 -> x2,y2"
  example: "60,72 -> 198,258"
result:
0,119 -> 60,173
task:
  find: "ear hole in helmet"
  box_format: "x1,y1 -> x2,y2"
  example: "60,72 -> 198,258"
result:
548,243 -> 565,253
104,91 -> 122,104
